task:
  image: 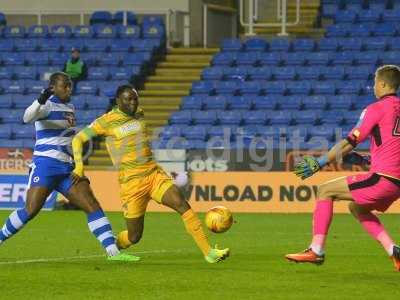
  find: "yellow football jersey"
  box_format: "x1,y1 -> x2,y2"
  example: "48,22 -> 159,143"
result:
87,107 -> 158,183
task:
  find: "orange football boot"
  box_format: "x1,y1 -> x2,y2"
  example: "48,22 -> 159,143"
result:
285,248 -> 325,265
391,245 -> 400,271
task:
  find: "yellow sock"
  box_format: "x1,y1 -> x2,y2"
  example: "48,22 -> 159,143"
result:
117,230 -> 132,249
182,209 -> 211,256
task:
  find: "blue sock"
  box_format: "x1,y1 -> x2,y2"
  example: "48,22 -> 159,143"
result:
87,209 -> 119,256
0,208 -> 30,243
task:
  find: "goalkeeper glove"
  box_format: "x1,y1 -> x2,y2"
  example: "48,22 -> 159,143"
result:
294,155 -> 328,180
343,151 -> 371,166
37,87 -> 53,105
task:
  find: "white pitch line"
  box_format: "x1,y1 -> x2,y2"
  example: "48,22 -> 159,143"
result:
0,249 -> 189,265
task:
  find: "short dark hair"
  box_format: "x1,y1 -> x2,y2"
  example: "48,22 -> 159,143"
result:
49,71 -> 71,86
376,65 -> 400,91
116,84 -> 138,99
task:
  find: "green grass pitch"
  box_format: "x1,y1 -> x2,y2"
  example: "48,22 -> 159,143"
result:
0,211 -> 399,300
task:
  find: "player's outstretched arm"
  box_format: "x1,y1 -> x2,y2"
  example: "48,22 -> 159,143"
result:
23,88 -> 53,123
72,127 -> 97,179
294,139 -> 354,180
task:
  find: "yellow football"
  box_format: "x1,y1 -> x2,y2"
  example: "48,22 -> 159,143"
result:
205,206 -> 233,233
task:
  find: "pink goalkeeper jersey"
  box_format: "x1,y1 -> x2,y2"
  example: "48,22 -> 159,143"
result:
347,94 -> 400,179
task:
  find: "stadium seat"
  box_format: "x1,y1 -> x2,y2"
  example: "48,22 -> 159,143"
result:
113,11 -> 137,25
242,110 -> 267,125
269,111 -> 292,125
161,125 -> 183,139
303,96 -> 327,110
281,52 -> 306,65
248,67 -> 272,80
339,38 -> 363,51
191,81 -> 215,95
382,9 -> 400,22
287,81 -> 312,95
0,95 -> 13,109
192,111 -> 217,125
239,81 -> 263,95
88,67 -> 109,81
14,39 -> 38,52
218,111 -> 242,125
133,39 -> 158,52
0,40 -> 14,52
110,67 -> 136,81
279,96 -> 302,110
13,124 -> 35,139
73,26 -> 94,38
373,23 -> 396,37
253,96 -> 278,110
48,52 -> 69,66
2,53 -> 25,65
0,124 -> 12,138
272,67 -> 296,80
293,110 -> 319,125
265,82 -> 286,95
227,96 -> 253,110
142,24 -> 165,39
142,16 -> 164,26
328,95 -> 353,110
224,67 -> 249,81
358,10 -> 381,23
321,110 -> 346,125
0,109 -> 24,123
388,37 -> 400,51
169,111 -> 192,125
39,39 -> 62,52
296,66 -> 320,80
13,66 -> 36,80
332,52 -> 354,65
27,25 -> 48,38
0,139 -> 24,148
90,11 -> 113,25
344,110 -> 362,126
318,38 -> 339,51
99,53 -> 123,66
3,26 -> 25,38
181,96 -> 203,110
259,52 -> 282,66
269,38 -> 291,52
25,52 -> 49,65
320,66 -> 345,80
215,81 -> 238,95
221,38 -> 242,52
326,24 -> 349,37
76,81 -> 98,95
346,66 -> 373,80
244,38 -> 268,52
236,53 -> 259,66
50,25 -> 72,38
117,25 -> 141,39
348,24 -> 373,38
292,39 -> 315,52
337,80 -> 364,95
202,67 -> 223,81
25,80 -> 46,94
355,51 -> 379,65
306,52 -> 331,65
363,37 -> 387,51
309,126 -> 334,141
86,96 -> 110,110
0,67 -> 13,80
94,25 -> 117,38
3,80 -> 25,94
379,51 -> 398,64
334,10 -> 357,23
312,82 -> 336,95
203,96 -> 227,110
84,39 -> 109,52
212,53 -> 236,66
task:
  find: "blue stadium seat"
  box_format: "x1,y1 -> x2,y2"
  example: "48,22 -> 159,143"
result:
193,111 -> 217,125
191,81 -> 215,95
344,110 -> 362,126
116,25 -> 141,39
236,53 -> 259,66
281,52 -> 306,65
320,66 -> 345,80
3,26 -> 25,38
133,39 -> 158,52
326,24 -> 349,37
328,95 -> 353,110
269,111 -> 292,125
309,126 -> 334,141
212,53 -> 236,66
50,25 -> 72,38
73,26 -> 94,38
318,38 -> 339,51
202,67 -> 223,80
321,110 -> 346,125
215,81 -> 238,95
258,126 -> 284,139
109,66 -> 136,80
25,52 -> 49,65
296,66 -> 320,80
355,51 -> 379,65
161,125 -> 183,139
382,9 -> 400,22
3,80 -> 25,94
224,67 -> 249,81
363,37 -> 387,51
346,66 -> 373,80
265,82 -> 286,95
142,24 -> 165,39
0,109 -> 23,124
203,96 -> 227,110
334,10 -> 357,23
0,124 -> 12,138
86,96 -> 109,110
244,38 -> 268,52
279,96 -> 302,110
76,81 -> 98,95
253,96 -> 278,110
0,67 -> 13,80
248,67 -> 272,80
72,95 -> 86,110
293,110 -> 319,125
242,110 -> 267,125
339,38 -> 363,51
14,39 -> 38,52
0,95 -> 13,109
98,80 -> 129,97
39,39 -> 62,52
239,81 -> 263,95
90,11 -> 113,25
379,51 -> 397,64
218,111 -> 242,125
0,40 -> 14,52
332,51 -> 354,65
292,39 -> 315,52
286,126 -> 309,142
337,80 -> 363,95
27,25 -> 48,38
348,24 -> 373,37
99,53 -> 123,66
142,16 -> 164,26
306,52 -> 331,65
25,80 -> 46,94
228,96 -> 253,110
269,38 -> 291,52
303,96 -> 327,110
181,96 -> 203,110
368,3 -> 387,12
237,125 -> 258,138
48,52 -> 69,66
312,82 -> 336,95
88,67 -> 109,80
221,38 -> 242,52
182,125 -> 208,140
287,81 -> 312,95
13,124 -> 36,139
259,52 -> 282,66
113,11 -> 137,25
84,39 -> 109,52
37,66 -> 63,80
2,53 -> 25,65
373,23 -> 396,36
272,67 -> 296,80
358,10 -> 381,23
169,111 -> 192,125
94,25 -> 117,38
61,39 -> 85,53
387,37 -> 400,51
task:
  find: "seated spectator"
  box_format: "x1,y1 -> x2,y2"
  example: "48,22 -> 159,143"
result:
63,47 -> 88,88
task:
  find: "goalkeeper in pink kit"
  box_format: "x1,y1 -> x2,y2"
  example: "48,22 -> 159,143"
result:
286,65 -> 400,271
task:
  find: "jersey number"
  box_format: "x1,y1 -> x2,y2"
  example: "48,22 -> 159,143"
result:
393,117 -> 400,136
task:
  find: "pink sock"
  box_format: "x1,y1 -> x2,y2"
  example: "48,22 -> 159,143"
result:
310,199 -> 333,255
357,212 -> 395,256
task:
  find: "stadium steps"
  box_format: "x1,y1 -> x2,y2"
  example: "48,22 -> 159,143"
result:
87,47 -> 218,168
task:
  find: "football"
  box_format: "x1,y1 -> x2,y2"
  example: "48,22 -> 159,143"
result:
205,206 -> 233,233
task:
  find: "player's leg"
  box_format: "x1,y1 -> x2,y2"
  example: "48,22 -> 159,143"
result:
286,176 -> 353,264
158,183 -> 229,263
61,176 -> 137,260
0,166 -> 51,245
116,216 -> 144,249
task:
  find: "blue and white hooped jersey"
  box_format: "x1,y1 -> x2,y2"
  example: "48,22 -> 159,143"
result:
32,95 -> 76,164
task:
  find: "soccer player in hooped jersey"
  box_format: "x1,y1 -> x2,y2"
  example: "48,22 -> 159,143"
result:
72,84 -> 230,263
286,65 -> 400,271
0,72 -> 137,262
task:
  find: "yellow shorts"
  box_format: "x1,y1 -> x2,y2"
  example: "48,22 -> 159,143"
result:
120,168 -> 174,219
